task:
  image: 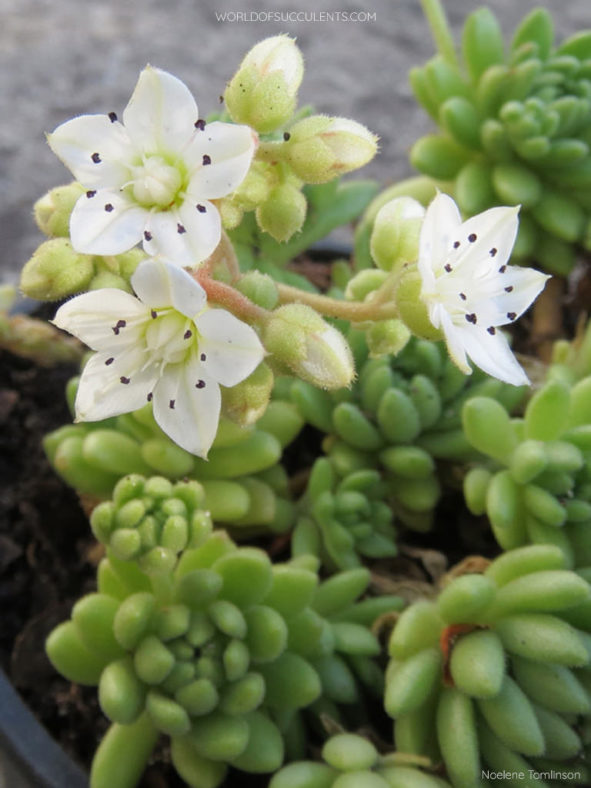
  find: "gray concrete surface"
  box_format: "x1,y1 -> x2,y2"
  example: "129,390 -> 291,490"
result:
1,0 -> 588,282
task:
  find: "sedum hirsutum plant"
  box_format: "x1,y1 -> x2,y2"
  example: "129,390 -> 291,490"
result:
385,546 -> 591,788
7,9 -> 582,788
408,0 -> 591,275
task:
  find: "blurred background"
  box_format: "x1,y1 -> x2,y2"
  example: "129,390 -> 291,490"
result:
0,0 -> 584,282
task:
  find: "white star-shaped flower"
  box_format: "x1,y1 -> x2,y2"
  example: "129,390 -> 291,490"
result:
418,193 -> 550,386
47,66 -> 257,268
53,259 -> 265,457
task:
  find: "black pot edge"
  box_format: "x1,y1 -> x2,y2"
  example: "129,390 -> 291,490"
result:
0,664 -> 88,785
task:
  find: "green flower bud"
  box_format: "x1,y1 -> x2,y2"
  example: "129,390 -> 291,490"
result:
370,197 -> 425,272
20,238 -> 95,300
231,160 -> 275,211
256,181 -> 307,242
225,35 -> 304,133
345,269 -> 389,302
221,363 -> 274,427
366,319 -> 412,359
235,271 -> 279,310
284,115 -> 378,184
263,304 -> 354,390
34,181 -> 85,237
394,268 -> 443,341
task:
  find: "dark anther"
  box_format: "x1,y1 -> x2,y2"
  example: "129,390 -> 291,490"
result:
490,248 -> 498,257
465,313 -> 477,324
459,293 -> 467,301
177,223 -> 186,234
499,265 -> 507,273
112,319 -> 126,336
169,399 -> 176,409
487,326 -> 496,335
468,233 -> 477,243
444,264 -> 452,273
91,152 -> 101,163
108,112 -> 118,122
283,132 -> 291,141
105,203 -> 114,212
194,118 -> 206,131
184,329 -> 192,339
120,376 -> 130,384
219,95 -> 224,103
200,353 -> 206,361
196,380 -> 206,389
151,310 -> 158,319
86,190 -> 96,198
505,286 -> 513,293
147,392 -> 153,402
105,357 -> 114,366
507,312 -> 517,321
202,154 -> 212,166
196,204 -> 206,213
144,230 -> 153,241
453,241 -> 460,249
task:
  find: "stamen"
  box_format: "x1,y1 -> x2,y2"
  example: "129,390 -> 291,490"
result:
200,353 -> 206,361
144,231 -> 153,241
459,293 -> 467,301
202,154 -> 212,166
196,380 -> 206,389
151,310 -> 158,319
86,190 -> 96,198
196,204 -> 206,213
120,376 -> 130,384
283,132 -> 291,141
468,233 -> 477,243
453,241 -> 460,249
184,329 -> 192,339
444,264 -> 452,273
465,313 -> 477,324
490,248 -> 498,257
112,319 -> 126,335
499,265 -> 507,273
105,203 -> 114,212
108,112 -> 118,123
177,223 -> 186,234
105,357 -> 114,366
505,286 -> 513,293
194,119 -> 206,131
91,152 -> 101,163
147,392 -> 153,402
507,312 -> 517,321
169,399 -> 176,409
487,327 -> 496,335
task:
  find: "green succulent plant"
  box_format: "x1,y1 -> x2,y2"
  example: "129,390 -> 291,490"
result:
270,731 -> 451,788
410,3 -> 591,275
385,545 -> 591,788
46,518 -> 396,788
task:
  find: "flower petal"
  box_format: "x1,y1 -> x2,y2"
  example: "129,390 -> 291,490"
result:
53,288 -> 149,351
196,308 -> 265,387
70,189 -> 147,255
185,122 -> 257,200
455,324 -> 529,386
123,66 -> 198,154
437,307 -> 471,375
452,205 -> 519,278
47,114 -> 132,188
475,266 -> 550,327
75,348 -> 158,421
418,192 -> 462,284
143,201 -> 221,267
152,355 -> 221,457
131,259 -> 207,317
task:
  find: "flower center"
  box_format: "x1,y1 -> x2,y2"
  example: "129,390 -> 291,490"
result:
131,156 -> 183,208
145,311 -> 195,365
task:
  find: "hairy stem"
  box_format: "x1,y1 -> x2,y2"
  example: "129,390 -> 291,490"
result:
276,282 -> 398,322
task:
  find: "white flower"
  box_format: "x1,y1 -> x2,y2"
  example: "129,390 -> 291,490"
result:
418,193 -> 550,386
53,259 -> 265,457
47,66 -> 257,268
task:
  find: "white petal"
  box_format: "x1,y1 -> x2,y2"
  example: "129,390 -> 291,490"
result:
456,324 -> 529,386
53,288 -> 149,351
143,201 -> 221,268
70,189 -> 147,255
452,205 -> 519,278
185,122 -> 257,200
418,192 -> 462,284
131,259 -> 207,317
437,307 -> 471,375
123,66 -> 198,154
152,356 -> 221,457
196,308 -> 265,387
475,266 -> 550,327
47,114 -> 132,188
75,348 -> 158,421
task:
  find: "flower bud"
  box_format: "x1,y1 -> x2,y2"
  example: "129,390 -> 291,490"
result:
221,362 -> 274,426
225,35 -> 304,133
284,115 -> 378,184
344,269 -> 388,302
370,197 -> 425,272
20,238 -> 95,300
263,304 -> 354,390
366,319 -> 411,358
231,161 -> 274,211
256,181 -> 307,242
88,270 -> 133,293
235,271 -> 279,310
394,267 -> 442,341
34,182 -> 86,237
